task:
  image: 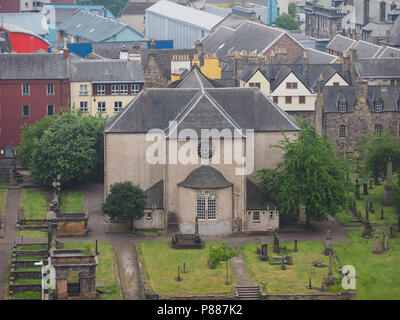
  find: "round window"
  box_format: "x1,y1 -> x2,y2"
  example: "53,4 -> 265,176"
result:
197,141 -> 215,159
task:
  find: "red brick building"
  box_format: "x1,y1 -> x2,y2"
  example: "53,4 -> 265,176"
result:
0,0 -> 20,13
0,53 -> 69,158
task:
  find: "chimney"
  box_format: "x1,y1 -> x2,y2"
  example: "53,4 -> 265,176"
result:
363,0 -> 369,26
63,42 -> 69,60
343,50 -> 351,75
195,40 -> 204,67
380,0 -> 386,22
120,45 -> 128,60
315,73 -> 325,135
349,48 -> 357,84
303,50 -> 309,84
355,80 -> 369,112
386,27 -> 391,44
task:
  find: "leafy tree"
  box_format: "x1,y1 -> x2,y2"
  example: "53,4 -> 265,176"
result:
362,132 -> 400,183
275,13 -> 300,30
207,243 -> 239,284
257,118 -> 351,224
288,2 -> 296,18
102,181 -> 147,231
78,0 -> 129,17
28,111 -> 106,186
17,114 -> 59,167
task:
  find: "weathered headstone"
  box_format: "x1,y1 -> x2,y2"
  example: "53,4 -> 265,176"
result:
182,260 -> 187,273
308,277 -> 312,290
369,200 -> 375,214
176,265 -> 182,281
326,251 -> 336,286
365,200 -> 369,222
281,258 -> 286,270
363,183 -> 368,195
384,157 -> 393,206
380,209 -> 384,220
273,231 -> 280,254
362,220 -> 373,239
194,215 -> 199,236
355,179 -> 361,200
323,229 -> 332,256
383,233 -> 389,251
261,243 -> 268,261
294,239 -> 298,252
389,226 -> 394,238
372,233 -> 384,254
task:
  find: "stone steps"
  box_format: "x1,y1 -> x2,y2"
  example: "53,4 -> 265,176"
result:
235,285 -> 260,300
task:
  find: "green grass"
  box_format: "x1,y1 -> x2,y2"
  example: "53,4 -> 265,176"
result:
15,278 -> 42,285
61,189 -> 84,213
17,230 -> 48,239
15,267 -> 42,272
16,256 -> 45,261
20,188 -> 48,220
336,181 -> 399,227
18,244 -> 47,251
0,181 -> 9,187
13,291 -> 41,299
334,229 -> 400,300
62,242 -> 120,300
242,241 -> 343,294
138,242 -> 237,296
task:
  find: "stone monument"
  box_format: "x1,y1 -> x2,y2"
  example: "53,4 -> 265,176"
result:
323,229 -> 332,256
372,233 -> 384,254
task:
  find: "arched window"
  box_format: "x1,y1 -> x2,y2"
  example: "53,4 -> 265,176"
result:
197,191 -> 216,221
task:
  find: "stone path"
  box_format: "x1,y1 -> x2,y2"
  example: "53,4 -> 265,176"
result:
231,252 -> 253,286
113,242 -> 142,300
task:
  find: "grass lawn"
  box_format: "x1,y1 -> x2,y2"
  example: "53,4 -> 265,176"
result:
62,241 -> 120,300
138,242 -> 237,297
17,230 -> 48,239
61,189 -> 84,213
0,181 -> 9,187
18,244 -> 47,251
0,188 -> 6,217
13,291 -> 41,299
334,229 -> 400,300
336,181 -> 399,227
15,278 -> 42,285
242,241 -> 344,294
20,188 -> 48,220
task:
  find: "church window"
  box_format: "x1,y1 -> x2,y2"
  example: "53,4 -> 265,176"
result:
197,191 -> 216,221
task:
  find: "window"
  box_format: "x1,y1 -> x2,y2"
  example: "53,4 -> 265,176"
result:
375,124 -> 383,135
146,212 -> 152,220
269,211 -> 274,219
299,96 -> 305,104
285,96 -> 292,104
338,102 -> 347,113
253,211 -> 260,222
131,84 -> 139,94
97,85 -> 105,95
111,85 -> 119,95
286,82 -> 298,89
339,125 -> 346,138
79,84 -> 88,95
114,101 -> 123,112
249,82 -> 261,88
47,83 -> 54,96
22,105 -> 30,118
197,191 -> 216,221
80,101 -> 88,112
273,96 -> 278,103
374,102 -> 383,112
333,82 -> 340,87
47,105 -> 54,115
22,84 -> 30,96
120,84 -> 128,95
97,101 -> 106,113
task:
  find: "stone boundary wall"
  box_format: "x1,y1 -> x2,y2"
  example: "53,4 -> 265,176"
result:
9,284 -> 41,293
134,243 -> 158,300
0,188 -> 9,238
12,259 -> 48,268
15,250 -> 48,258
11,270 -> 42,279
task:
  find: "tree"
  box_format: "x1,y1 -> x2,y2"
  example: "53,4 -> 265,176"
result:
207,243 -> 239,284
257,118 -> 351,224
78,0 -> 129,17
102,181 -> 146,231
362,132 -> 400,183
28,110 -> 106,186
393,173 -> 400,211
275,13 -> 300,30
288,2 -> 296,19
17,114 -> 59,167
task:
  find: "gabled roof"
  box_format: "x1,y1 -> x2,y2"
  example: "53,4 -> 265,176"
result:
178,166 -> 233,189
0,53 -> 67,80
145,0 -> 224,31
246,178 -> 276,210
326,34 -> 356,54
352,40 -> 383,58
378,46 -> 400,58
212,13 -> 248,31
69,59 -> 144,82
0,12 -> 48,35
362,22 -> 393,38
104,87 -> 300,134
144,180 -> 164,209
355,58 -> 400,78
202,21 -> 291,62
59,10 -> 142,42
168,66 -> 221,88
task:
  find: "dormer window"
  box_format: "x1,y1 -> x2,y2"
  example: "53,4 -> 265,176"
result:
374,102 -> 383,112
338,102 -> 347,113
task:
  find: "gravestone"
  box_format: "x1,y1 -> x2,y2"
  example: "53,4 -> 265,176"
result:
362,220 -> 373,239
280,258 -> 286,270
293,239 -> 298,252
363,183 -> 368,195
365,200 -> 369,222
308,277 -> 312,290
182,260 -> 187,273
384,157 -> 393,206
381,209 -> 384,220
195,215 -> 199,236
326,251 -> 336,286
261,243 -> 268,261
369,200 -> 375,214
383,233 -> 389,251
372,233 -> 384,254
389,226 -> 394,239
273,231 -> 280,254
323,229 -> 332,256
176,265 -> 182,281
355,179 -> 361,200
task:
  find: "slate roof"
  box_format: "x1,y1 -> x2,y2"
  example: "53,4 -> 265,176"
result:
90,42 -> 148,59
168,66 -> 220,88
326,34 -> 356,54
212,13 -> 249,31
0,32 -> 11,53
0,53 -> 68,80
322,85 -> 400,113
69,59 -> 144,82
0,12 -> 48,35
123,1 -> 155,15
302,48 -> 338,64
246,178 -> 276,210
144,180 -> 164,209
352,40 -> 383,58
362,22 -> 393,39
378,46 -> 400,58
145,0 -> 224,31
178,166 -> 233,189
202,21 -> 289,62
355,58 -> 400,78
104,87 -> 300,134
59,10 -> 142,42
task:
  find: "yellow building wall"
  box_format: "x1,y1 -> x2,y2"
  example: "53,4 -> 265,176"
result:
192,55 -> 222,80
71,82 -> 136,117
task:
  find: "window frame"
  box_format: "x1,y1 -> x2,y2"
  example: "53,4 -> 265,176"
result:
114,101 -> 123,112
252,211 -> 260,222
22,83 -> 30,96
111,84 -> 120,95
80,101 -> 88,113
47,83 -> 55,96
79,84 -> 88,96
97,84 -> 105,96
299,96 -> 306,104
120,84 -> 128,95
97,101 -> 106,113
131,84 -> 139,94
47,105 -> 54,116
339,124 -> 346,138
22,105 -> 30,118
285,96 -> 292,104
375,124 -> 383,135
